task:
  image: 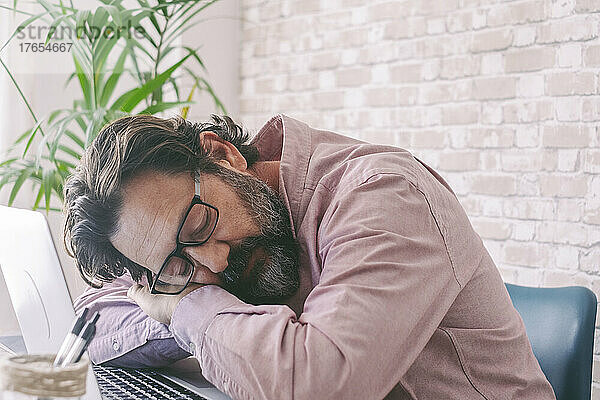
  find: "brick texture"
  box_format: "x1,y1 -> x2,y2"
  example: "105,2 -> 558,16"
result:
239,0 -> 600,394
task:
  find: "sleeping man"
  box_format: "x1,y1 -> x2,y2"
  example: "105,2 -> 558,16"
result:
64,114 -> 555,399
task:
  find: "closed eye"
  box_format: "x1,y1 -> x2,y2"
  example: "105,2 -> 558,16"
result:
190,207 -> 212,240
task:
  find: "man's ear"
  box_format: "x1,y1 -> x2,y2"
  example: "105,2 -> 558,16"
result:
201,131 -> 247,171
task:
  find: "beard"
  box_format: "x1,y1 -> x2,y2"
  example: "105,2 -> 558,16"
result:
201,163 -> 301,305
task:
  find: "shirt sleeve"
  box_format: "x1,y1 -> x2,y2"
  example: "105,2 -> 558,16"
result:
73,274 -> 190,367
169,172 -> 472,400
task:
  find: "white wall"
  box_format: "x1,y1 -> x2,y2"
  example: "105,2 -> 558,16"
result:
182,0 -> 241,120
236,0 -> 600,394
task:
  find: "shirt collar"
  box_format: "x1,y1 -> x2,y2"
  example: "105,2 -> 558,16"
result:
250,114 -> 311,239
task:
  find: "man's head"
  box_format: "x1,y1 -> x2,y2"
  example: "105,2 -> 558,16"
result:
63,114 -> 300,304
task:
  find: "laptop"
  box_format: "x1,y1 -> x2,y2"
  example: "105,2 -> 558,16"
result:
0,205 -> 231,400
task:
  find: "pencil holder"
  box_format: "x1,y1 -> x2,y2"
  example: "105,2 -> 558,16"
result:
0,354 -> 88,399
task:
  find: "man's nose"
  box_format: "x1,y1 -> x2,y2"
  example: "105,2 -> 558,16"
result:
182,240 -> 230,274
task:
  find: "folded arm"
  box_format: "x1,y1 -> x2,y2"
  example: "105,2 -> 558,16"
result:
166,173 -> 472,399
73,274 -> 190,368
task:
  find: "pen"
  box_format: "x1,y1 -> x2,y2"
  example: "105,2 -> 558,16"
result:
61,311 -> 99,367
74,335 -> 92,363
53,307 -> 89,366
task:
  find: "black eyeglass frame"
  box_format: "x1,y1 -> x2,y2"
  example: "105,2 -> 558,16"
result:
145,194 -> 219,295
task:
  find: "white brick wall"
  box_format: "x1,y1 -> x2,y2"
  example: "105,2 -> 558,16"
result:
239,0 -> 600,395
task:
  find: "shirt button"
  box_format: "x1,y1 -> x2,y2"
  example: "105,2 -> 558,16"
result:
189,342 -> 196,355
112,340 -> 120,351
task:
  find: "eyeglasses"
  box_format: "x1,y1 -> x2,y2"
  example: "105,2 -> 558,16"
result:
145,176 -> 219,295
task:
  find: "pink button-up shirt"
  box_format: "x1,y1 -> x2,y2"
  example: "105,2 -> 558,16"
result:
74,115 -> 555,399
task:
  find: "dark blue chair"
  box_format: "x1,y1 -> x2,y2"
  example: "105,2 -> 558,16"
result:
506,283 -> 597,400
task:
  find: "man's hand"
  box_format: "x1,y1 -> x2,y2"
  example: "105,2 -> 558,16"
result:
127,283 -> 205,325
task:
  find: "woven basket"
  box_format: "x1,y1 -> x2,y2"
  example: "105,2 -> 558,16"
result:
0,354 -> 87,398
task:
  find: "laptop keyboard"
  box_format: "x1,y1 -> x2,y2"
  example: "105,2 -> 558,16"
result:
93,364 -> 209,400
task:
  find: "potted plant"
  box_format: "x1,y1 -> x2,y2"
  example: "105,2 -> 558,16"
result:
0,0 -> 225,212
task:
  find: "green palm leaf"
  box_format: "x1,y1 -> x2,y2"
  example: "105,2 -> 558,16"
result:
43,168 -> 55,213
111,52 -> 191,113
139,100 -> 192,115
33,183 -> 45,210
99,48 -> 128,107
8,167 -> 33,206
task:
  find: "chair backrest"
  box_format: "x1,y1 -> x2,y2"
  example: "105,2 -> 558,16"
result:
505,283 -> 597,400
